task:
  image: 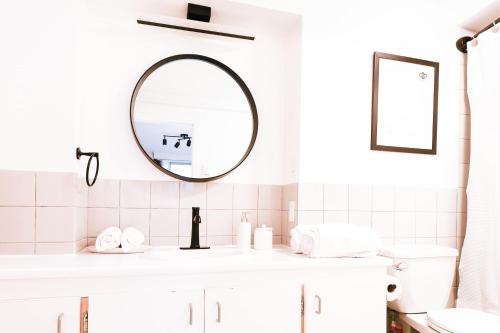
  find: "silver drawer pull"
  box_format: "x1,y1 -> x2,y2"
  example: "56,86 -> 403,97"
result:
314,295 -> 322,314
188,303 -> 193,326
57,313 -> 64,333
216,301 -> 221,323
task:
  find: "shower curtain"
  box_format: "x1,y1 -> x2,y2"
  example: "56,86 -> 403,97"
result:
457,31 -> 500,315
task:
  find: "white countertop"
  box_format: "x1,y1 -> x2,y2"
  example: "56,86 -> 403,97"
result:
0,246 -> 392,280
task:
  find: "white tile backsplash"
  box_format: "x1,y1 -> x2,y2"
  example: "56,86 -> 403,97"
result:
372,212 -> 394,239
120,180 -> 150,209
348,185 -> 372,211
35,207 -> 77,242
0,170 -> 35,206
395,188 -> 415,211
416,212 -> 437,237
36,172 -> 77,207
150,181 -> 179,209
348,211 -> 371,227
207,210 -> 233,236
394,212 -> 415,238
0,169 -> 464,254
150,209 -> 179,237
233,184 -> 258,210
437,189 -> 457,212
437,212 -> 457,237
180,183 -> 207,209
323,210 -> 348,224
207,183 -> 233,210
88,179 -> 120,208
258,185 -> 282,210
87,208 -> 119,237
323,184 -> 348,211
415,189 -> 437,212
120,208 -> 150,238
298,183 -> 323,210
0,207 -> 35,242
372,187 -> 394,212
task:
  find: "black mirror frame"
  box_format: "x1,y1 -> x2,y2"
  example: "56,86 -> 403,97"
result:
371,52 -> 439,155
130,54 -> 258,182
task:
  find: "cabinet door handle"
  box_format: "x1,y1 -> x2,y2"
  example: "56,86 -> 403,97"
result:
314,295 -> 322,315
188,303 -> 193,326
216,301 -> 222,323
57,313 -> 64,333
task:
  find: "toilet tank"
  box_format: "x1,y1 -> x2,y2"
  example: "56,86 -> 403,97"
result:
380,245 -> 458,314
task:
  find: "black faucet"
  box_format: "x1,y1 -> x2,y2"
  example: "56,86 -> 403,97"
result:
180,207 -> 210,250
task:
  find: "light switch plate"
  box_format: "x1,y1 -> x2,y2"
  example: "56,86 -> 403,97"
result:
288,201 -> 295,222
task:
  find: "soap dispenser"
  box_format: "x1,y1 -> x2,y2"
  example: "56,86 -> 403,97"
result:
237,212 -> 251,252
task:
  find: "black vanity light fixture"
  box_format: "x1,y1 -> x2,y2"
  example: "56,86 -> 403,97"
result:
187,3 -> 211,23
162,135 -> 168,146
137,3 -> 255,41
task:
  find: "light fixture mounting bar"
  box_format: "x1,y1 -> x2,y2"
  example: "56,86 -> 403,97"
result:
137,19 -> 255,41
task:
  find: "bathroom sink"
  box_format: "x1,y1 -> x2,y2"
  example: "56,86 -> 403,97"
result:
144,246 -> 250,261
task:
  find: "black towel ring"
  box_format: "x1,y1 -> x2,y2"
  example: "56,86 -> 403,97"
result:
76,147 -> 100,187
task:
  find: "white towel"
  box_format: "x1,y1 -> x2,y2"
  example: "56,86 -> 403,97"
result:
120,227 -> 145,252
290,223 -> 381,258
95,226 -> 122,252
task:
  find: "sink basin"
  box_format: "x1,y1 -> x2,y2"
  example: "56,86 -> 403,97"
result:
144,246 -> 249,261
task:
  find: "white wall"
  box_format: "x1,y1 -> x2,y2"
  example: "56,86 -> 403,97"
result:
0,1 -> 79,173
2,0 -> 494,188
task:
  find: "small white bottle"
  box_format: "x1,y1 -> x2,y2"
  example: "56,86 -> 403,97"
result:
237,212 -> 251,252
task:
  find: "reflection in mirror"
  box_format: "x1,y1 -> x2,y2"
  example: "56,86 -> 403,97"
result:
371,52 -> 439,154
131,55 -> 257,181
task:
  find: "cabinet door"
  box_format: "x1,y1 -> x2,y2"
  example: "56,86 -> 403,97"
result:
205,283 -> 301,333
89,290 -> 204,333
304,269 -> 386,333
0,297 -> 80,333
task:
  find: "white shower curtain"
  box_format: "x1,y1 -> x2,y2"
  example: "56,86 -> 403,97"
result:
457,31 -> 500,315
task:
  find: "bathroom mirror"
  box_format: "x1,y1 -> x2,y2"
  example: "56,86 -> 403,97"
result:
371,52 -> 439,154
130,54 -> 258,182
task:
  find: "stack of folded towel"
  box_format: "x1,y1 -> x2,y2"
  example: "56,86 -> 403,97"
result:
290,223 -> 381,258
95,226 -> 145,252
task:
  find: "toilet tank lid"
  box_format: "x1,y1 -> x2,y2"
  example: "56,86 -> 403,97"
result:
380,245 -> 458,259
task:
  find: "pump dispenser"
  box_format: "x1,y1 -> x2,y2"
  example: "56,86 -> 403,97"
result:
237,212 -> 251,251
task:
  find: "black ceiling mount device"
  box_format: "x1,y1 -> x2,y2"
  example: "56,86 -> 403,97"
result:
187,3 -> 211,22
456,36 -> 473,54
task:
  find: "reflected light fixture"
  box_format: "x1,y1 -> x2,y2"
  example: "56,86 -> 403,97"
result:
161,134 -> 192,148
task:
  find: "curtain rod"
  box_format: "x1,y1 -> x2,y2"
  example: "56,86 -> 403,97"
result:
456,16 -> 500,53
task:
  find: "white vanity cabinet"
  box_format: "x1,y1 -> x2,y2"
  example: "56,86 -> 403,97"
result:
205,284 -> 301,333
303,269 -> 387,333
89,290 -> 205,333
0,297 -> 80,333
0,248 -> 390,333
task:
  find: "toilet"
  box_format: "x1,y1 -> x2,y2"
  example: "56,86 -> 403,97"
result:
381,245 -> 500,333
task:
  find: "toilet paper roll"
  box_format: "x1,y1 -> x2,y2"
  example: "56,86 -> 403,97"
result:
386,275 -> 402,302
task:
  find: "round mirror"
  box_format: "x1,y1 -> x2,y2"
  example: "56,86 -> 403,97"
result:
130,54 -> 258,182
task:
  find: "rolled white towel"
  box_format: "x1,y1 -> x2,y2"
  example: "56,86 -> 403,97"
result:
95,226 -> 122,252
120,227 -> 145,252
291,223 -> 381,258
